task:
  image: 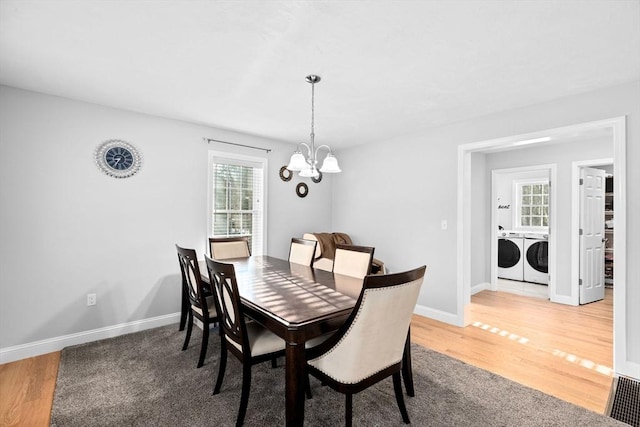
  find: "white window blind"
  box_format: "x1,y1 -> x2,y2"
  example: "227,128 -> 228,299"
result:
210,154 -> 266,255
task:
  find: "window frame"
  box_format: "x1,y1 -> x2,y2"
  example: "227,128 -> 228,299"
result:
513,178 -> 549,231
207,151 -> 268,256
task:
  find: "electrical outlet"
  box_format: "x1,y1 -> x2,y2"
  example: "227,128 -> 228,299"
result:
87,293 -> 97,306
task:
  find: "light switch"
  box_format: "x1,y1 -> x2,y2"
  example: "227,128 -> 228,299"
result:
441,220 -> 448,230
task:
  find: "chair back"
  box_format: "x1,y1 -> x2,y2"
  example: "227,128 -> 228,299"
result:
288,238 -> 318,266
333,244 -> 375,279
204,256 -> 248,354
209,237 -> 251,260
307,265 -> 426,384
176,245 -> 208,313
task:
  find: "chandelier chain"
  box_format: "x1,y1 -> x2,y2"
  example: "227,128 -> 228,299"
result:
310,80 -> 315,143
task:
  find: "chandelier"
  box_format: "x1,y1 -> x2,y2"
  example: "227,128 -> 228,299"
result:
286,75 -> 341,179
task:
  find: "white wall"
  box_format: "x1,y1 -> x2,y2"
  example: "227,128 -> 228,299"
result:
0,85 -> 332,359
331,81 -> 640,368
494,169 -> 549,231
470,152 -> 489,289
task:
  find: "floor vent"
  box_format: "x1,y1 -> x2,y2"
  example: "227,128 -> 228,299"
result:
606,375 -> 640,426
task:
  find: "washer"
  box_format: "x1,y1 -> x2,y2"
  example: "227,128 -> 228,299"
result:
498,232 -> 524,281
524,233 -> 549,284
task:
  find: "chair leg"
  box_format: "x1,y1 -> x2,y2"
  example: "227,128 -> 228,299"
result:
305,373 -> 312,399
393,372 -> 410,424
213,342 -> 227,395
236,363 -> 252,427
197,321 -> 209,368
182,311 -> 193,351
345,393 -> 353,427
402,328 -> 415,397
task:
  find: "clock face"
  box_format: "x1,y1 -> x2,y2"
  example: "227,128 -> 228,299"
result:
95,140 -> 142,178
105,146 -> 134,171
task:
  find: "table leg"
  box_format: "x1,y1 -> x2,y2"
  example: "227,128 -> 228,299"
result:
285,339 -> 306,426
402,327 -> 415,397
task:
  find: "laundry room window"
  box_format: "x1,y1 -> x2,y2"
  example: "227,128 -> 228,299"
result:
516,181 -> 549,228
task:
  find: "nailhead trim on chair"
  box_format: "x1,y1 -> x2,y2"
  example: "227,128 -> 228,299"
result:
308,281 -> 419,384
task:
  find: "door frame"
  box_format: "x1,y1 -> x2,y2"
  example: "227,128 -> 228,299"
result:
457,116 -> 630,376
572,160 -> 612,305
490,165 -> 557,300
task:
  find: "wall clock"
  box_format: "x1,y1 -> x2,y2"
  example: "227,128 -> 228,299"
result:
95,140 -> 142,178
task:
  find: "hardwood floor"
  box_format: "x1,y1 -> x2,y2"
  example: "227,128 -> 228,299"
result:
0,288 -> 612,425
0,351 -> 59,426
411,288 -> 614,414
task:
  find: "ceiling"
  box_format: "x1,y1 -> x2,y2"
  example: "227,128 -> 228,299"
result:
1,1 -> 638,150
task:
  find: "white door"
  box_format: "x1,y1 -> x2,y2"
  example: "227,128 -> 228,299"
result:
579,167 -> 606,304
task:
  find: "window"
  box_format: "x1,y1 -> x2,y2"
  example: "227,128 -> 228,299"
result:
209,153 -> 266,255
516,181 -> 549,228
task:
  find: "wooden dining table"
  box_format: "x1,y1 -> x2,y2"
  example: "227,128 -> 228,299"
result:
199,255 -> 413,426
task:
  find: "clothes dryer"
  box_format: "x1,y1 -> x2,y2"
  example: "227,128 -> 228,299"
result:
524,233 -> 549,284
498,232 -> 524,281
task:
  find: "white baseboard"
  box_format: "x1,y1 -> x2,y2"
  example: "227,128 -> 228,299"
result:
414,303 -> 459,326
549,294 -> 576,305
550,279 -> 579,305
618,360 -> 640,381
497,279 -> 549,300
0,312 -> 181,364
471,282 -> 490,295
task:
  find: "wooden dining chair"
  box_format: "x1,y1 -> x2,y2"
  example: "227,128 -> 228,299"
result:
305,265 -> 426,426
288,237 -> 318,266
176,245 -> 219,368
209,236 -> 251,260
332,244 -> 375,279
204,256 -> 286,427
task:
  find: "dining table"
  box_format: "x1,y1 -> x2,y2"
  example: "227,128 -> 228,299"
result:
199,255 -> 414,426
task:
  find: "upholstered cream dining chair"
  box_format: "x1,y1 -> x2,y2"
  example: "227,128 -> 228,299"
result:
209,236 -> 251,260
175,245 -> 219,368
332,244 -> 375,279
305,265 -> 426,426
204,256 -> 286,427
288,237 -> 318,266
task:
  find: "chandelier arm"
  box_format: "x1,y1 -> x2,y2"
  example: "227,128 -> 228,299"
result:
313,144 -> 333,159
297,142 -> 312,154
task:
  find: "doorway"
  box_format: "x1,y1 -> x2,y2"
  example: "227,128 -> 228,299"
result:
573,161 -> 613,305
457,116 -> 630,377
491,165 -> 553,300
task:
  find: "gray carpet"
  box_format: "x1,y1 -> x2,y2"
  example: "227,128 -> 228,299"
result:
51,324 -> 623,426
